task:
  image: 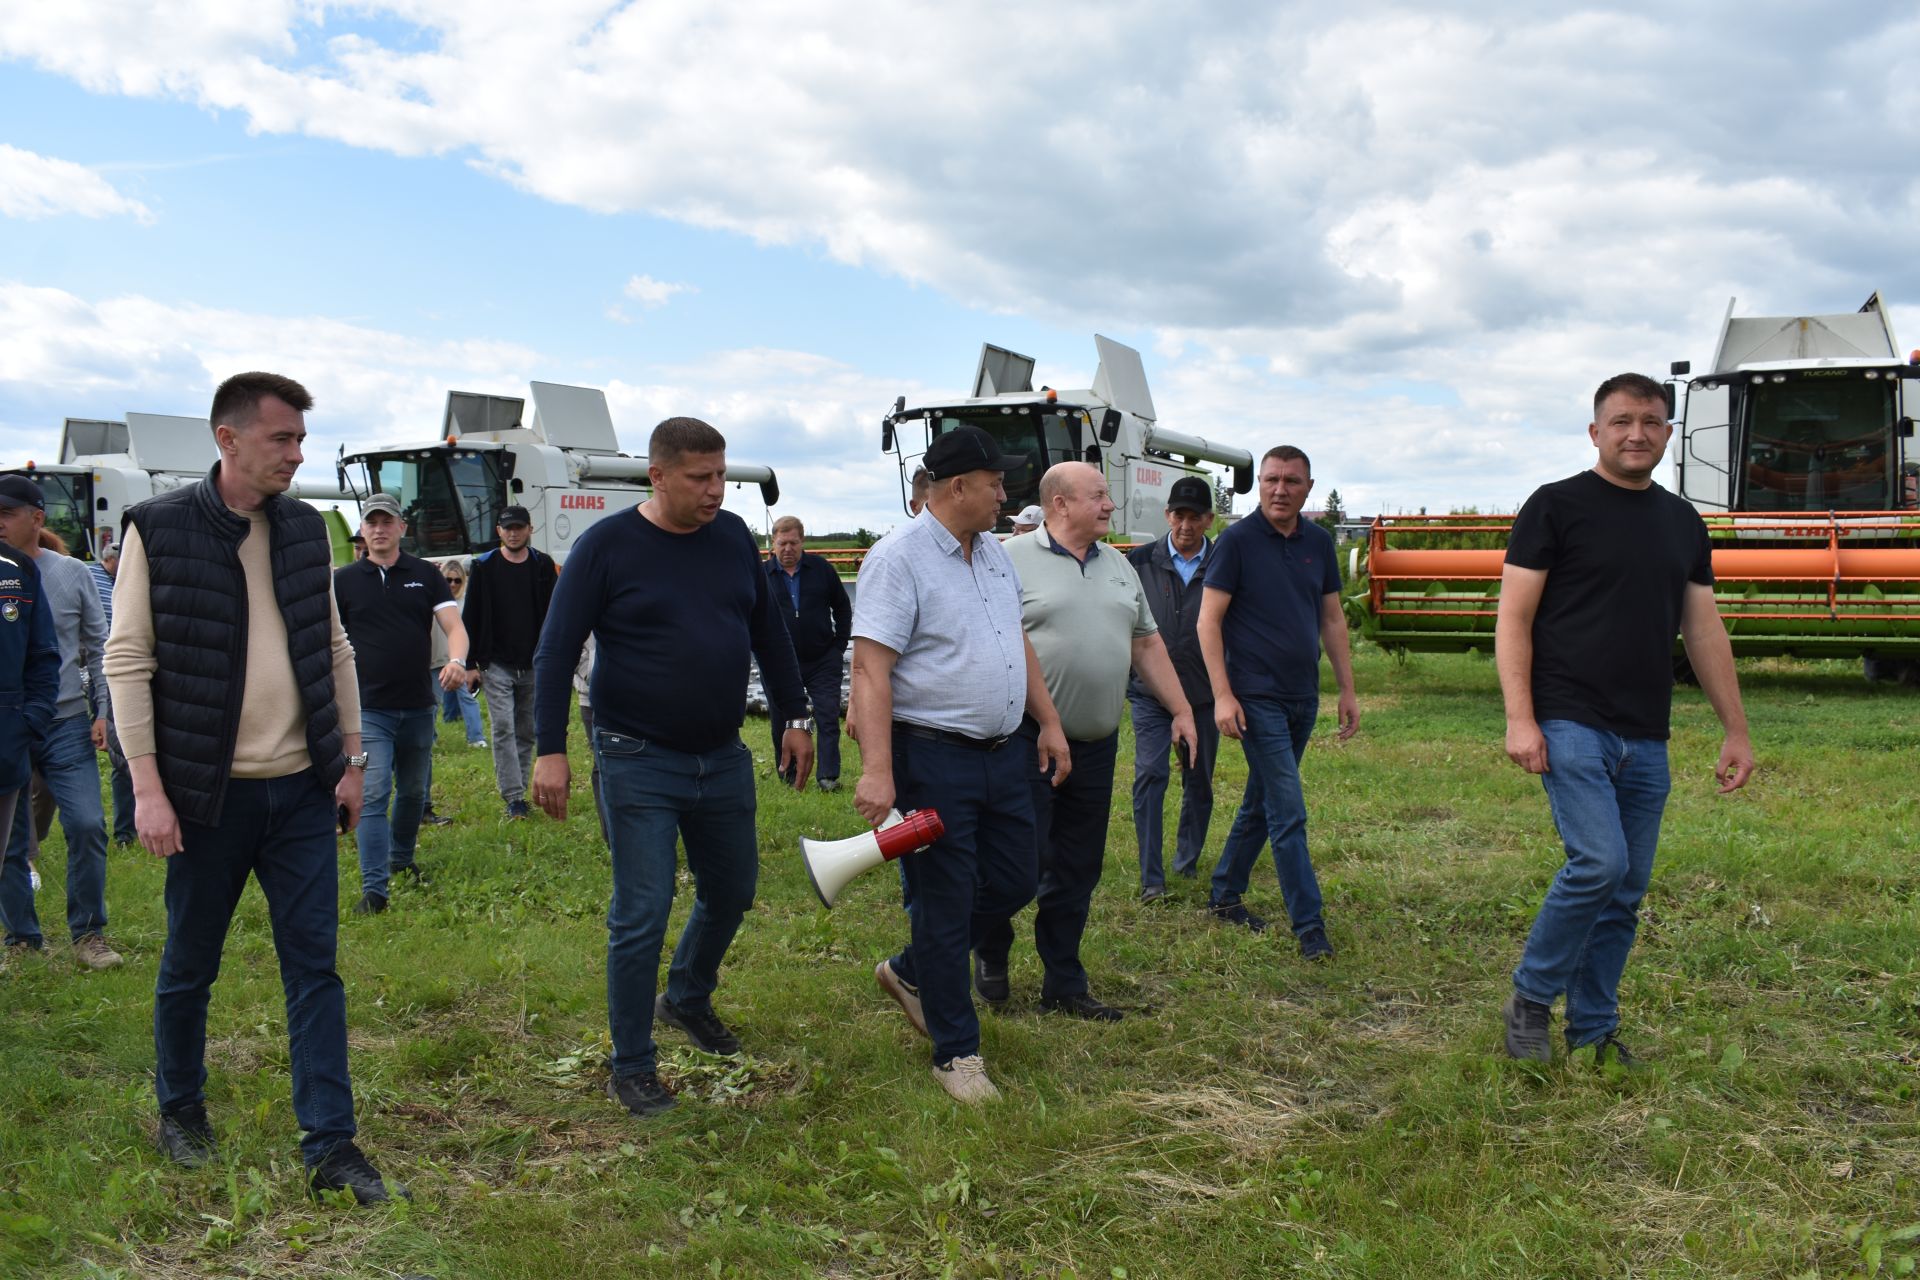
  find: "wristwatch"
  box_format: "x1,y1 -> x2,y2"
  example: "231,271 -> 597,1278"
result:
345,753 -> 369,769
782,718 -> 814,733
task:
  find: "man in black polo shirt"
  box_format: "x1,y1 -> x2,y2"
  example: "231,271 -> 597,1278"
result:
1197,445 -> 1359,960
765,515 -> 852,790
334,493 -> 470,913
463,505 -> 557,819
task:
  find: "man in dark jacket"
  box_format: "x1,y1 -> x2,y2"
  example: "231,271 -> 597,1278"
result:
1126,476 -> 1220,901
765,515 -> 852,789
461,506 -> 558,818
105,371 -> 404,1205
0,538 -> 61,974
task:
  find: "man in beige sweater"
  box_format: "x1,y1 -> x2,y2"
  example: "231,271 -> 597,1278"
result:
105,371 -> 404,1206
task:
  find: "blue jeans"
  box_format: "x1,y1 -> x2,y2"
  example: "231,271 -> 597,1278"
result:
1131,694 -> 1219,889
356,706 -> 436,898
1208,696 -> 1323,936
1512,720 -> 1671,1048
886,732 -> 1038,1064
1,714 -> 109,945
976,727 -> 1117,999
153,769 -> 355,1163
770,651 -> 845,782
106,707 -> 136,843
596,729 -> 759,1079
439,669 -> 485,744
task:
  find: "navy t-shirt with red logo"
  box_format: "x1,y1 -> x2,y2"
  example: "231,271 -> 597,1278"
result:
1206,514 -> 1342,701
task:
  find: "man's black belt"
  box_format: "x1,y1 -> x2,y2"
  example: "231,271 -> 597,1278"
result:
893,720 -> 1014,752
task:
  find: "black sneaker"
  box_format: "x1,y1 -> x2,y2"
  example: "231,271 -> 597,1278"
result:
393,865 -> 430,887
1298,925 -> 1334,962
1139,884 -> 1168,903
1208,900 -> 1268,933
1590,1032 -> 1642,1070
1039,991 -> 1124,1022
816,777 -> 839,793
972,955 -> 1009,1005
1502,993 -> 1553,1062
306,1141 -> 408,1205
420,807 -> 454,827
157,1104 -> 219,1167
654,994 -> 741,1056
352,892 -> 388,916
505,799 -> 531,820
608,1071 -> 677,1116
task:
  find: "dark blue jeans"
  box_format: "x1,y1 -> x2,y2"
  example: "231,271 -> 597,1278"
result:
976,727 -> 1118,1000
596,729 -> 758,1079
1,714 -> 109,945
770,651 -> 845,782
1208,695 -> 1323,936
1513,720 -> 1671,1048
106,708 -> 136,843
153,769 -> 355,1163
886,732 -> 1037,1064
1130,694 -> 1219,889
356,706 -> 436,898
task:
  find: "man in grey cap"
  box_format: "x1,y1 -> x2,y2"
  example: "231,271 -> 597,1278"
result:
462,504 -> 558,818
1127,476 -> 1221,901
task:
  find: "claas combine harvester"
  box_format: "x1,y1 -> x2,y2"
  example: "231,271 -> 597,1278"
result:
1360,294 -> 1920,668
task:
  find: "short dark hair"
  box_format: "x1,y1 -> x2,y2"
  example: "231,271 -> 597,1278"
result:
910,466 -> 931,498
1260,445 -> 1311,477
209,372 -> 314,432
650,416 -> 727,466
1593,373 -> 1667,419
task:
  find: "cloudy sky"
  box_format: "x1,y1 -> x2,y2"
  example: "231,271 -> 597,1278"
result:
3,2 -> 1917,533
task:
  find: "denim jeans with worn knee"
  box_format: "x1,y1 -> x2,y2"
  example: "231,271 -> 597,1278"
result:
1,714 -> 109,945
356,706 -> 436,898
1512,719 -> 1671,1048
1208,695 -> 1321,935
596,729 -> 758,1080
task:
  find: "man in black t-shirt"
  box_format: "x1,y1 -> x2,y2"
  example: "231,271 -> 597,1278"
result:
462,505 -> 558,819
1496,372 -> 1754,1067
334,493 -> 470,912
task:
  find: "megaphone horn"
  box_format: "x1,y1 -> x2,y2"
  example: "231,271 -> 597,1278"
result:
801,808 -> 946,908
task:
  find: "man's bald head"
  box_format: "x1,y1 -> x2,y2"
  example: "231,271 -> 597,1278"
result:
1038,461 -> 1114,550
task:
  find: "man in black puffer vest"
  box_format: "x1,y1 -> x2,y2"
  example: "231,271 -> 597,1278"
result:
104,372 -> 405,1206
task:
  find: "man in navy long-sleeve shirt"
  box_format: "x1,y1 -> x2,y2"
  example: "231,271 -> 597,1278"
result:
531,416 -> 812,1119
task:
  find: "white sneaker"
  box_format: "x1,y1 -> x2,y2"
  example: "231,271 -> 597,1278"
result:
931,1054 -> 1000,1103
874,960 -> 927,1037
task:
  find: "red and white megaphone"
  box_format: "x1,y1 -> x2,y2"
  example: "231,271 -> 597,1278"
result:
802,809 -> 945,908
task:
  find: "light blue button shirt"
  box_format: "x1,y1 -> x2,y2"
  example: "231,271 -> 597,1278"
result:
1168,533 -> 1206,586
852,511 -> 1026,739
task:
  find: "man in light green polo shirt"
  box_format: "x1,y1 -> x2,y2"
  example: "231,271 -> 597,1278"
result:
975,462 -> 1198,1020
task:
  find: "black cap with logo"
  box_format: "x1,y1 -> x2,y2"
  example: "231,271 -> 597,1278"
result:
498,505 -> 532,528
0,475 -> 46,511
922,426 -> 1028,481
1166,475 -> 1213,514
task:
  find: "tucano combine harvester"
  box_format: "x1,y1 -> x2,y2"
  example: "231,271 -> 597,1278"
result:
1360,293 -> 1920,666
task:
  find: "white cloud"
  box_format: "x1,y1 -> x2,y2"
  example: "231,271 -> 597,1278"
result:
0,143 -> 154,222
622,274 -> 694,308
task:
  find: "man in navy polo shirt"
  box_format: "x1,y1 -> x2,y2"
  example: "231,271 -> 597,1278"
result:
1197,445 -> 1359,960
333,493 -> 470,914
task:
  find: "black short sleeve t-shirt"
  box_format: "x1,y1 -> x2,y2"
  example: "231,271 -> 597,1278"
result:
1504,471 -> 1713,740
334,551 -> 456,709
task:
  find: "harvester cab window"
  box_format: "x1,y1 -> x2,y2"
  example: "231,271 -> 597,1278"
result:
1743,378 -> 1894,512
11,472 -> 93,558
361,450 -> 508,557
927,409 -> 1083,524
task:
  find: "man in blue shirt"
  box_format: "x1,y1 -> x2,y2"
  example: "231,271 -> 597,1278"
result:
530,416 -> 812,1119
1197,446 -> 1359,960
1126,476 -> 1220,901
764,515 -> 851,790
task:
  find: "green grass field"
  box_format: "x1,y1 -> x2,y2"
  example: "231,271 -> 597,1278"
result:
1,651 -> 1915,1278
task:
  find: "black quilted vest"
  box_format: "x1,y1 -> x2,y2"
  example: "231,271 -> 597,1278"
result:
127,464 -> 344,825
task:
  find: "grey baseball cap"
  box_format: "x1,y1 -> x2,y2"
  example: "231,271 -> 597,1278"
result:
361,492 -> 404,519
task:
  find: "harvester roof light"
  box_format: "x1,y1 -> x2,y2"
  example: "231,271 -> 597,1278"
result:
1911,349 -> 1920,364
1866,370 -> 1880,379
446,435 -> 456,446
1770,374 -> 1787,383
1045,387 -> 1058,403
1751,375 -> 1766,384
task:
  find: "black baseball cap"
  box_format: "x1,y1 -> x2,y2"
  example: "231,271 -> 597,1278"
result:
1166,476 -> 1212,514
498,505 -> 531,528
922,426 -> 1027,480
0,475 -> 46,511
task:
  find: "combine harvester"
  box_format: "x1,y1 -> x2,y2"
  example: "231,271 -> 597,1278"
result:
1362,293 -> 1920,669
336,381 -> 779,563
4,413 -> 358,563
881,335 -> 1252,540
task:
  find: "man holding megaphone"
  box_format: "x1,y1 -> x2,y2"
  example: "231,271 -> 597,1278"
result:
850,425 -> 1071,1105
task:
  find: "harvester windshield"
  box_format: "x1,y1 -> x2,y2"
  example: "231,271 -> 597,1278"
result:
353,449 -> 509,558
922,405 -> 1090,518
1743,377 -> 1898,511
4,470 -> 94,557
